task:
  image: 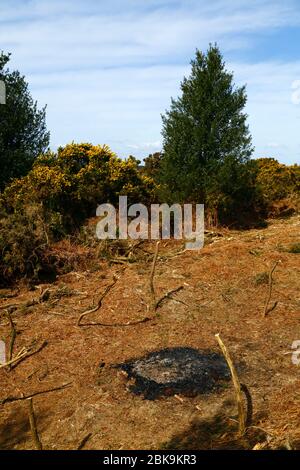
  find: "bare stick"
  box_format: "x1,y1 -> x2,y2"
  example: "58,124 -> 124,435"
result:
149,242 -> 160,296
0,382 -> 72,405
0,341 -> 47,370
4,309 -> 16,371
0,289 -> 52,314
215,333 -> 246,436
77,432 -> 92,450
77,277 -> 118,326
149,241 -> 160,310
27,398 -> 43,450
0,290 -> 19,300
241,383 -> 253,426
0,348 -> 28,369
155,285 -> 184,309
263,261 -> 279,317
77,316 -> 152,328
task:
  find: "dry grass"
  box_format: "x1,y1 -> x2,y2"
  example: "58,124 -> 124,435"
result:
0,214 -> 299,450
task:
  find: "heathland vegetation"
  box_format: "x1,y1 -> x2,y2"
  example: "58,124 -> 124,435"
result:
0,46 -> 299,284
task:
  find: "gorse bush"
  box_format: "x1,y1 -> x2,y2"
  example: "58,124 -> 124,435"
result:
0,204 -> 49,283
256,158 -> 300,205
3,142 -> 156,218
0,142 -> 156,283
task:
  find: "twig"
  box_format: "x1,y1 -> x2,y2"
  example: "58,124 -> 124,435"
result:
0,348 -> 29,369
4,309 -> 16,371
174,394 -> 184,403
0,382 -> 72,405
27,398 -> 43,450
263,261 -> 279,317
240,383 -> 253,427
155,286 -> 184,309
124,240 -> 144,257
0,290 -> 19,299
77,277 -> 118,326
215,333 -> 246,436
149,241 -> 160,310
78,242 -> 184,327
76,314 -> 153,328
77,433 -> 92,450
0,341 -> 47,370
0,290 -> 51,314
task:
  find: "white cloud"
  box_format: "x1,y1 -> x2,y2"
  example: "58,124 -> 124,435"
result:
0,0 -> 299,163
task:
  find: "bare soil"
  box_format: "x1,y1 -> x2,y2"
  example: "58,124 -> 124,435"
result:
0,215 -> 299,450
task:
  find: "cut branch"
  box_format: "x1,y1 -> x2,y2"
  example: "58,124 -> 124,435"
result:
78,242 -> 184,328
3,309 -> 16,371
77,277 -> 118,326
0,382 -> 72,405
155,286 -> 184,309
77,433 -> 92,450
215,333 -> 246,436
149,241 -> 160,310
263,261 -> 279,317
27,398 -> 43,450
240,383 -> 253,427
0,341 -> 47,370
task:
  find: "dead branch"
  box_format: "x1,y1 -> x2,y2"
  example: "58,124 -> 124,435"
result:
215,333 -> 246,436
159,249 -> 187,261
0,289 -> 52,315
263,261 -> 279,317
77,432 -> 92,450
155,286 -> 184,309
0,290 -> 19,300
240,383 -> 253,427
76,316 -> 153,328
0,341 -> 47,370
109,259 -> 128,265
78,285 -> 185,326
27,398 -> 43,450
149,241 -> 160,309
11,341 -> 48,370
77,277 -> 118,326
78,242 -> 185,327
3,309 -> 17,371
124,240 -> 144,257
0,382 -> 72,405
0,348 -> 29,369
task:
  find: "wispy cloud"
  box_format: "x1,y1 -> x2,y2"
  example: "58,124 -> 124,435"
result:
0,0 -> 300,162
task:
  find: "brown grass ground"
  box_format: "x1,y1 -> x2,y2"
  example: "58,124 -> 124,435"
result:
0,215 -> 299,450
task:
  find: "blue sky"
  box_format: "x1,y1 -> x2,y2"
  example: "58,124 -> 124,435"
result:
1,0 -> 300,164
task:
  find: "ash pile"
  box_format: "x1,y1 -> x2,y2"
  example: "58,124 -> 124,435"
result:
115,347 -> 231,400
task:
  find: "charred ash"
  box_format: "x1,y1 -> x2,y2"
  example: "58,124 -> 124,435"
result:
114,347 -> 231,400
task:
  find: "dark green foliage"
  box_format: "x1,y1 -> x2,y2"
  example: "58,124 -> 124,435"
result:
159,44 -> 257,222
0,204 -> 49,284
143,152 -> 162,178
0,51 -> 50,190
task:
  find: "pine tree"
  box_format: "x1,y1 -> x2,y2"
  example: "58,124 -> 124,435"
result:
160,44 -> 254,208
0,52 -> 50,190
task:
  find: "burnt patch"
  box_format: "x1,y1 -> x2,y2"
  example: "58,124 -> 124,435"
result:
114,347 -> 231,400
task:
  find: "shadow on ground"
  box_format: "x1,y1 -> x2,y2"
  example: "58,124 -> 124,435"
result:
161,406 -> 268,450
0,403 -> 48,450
